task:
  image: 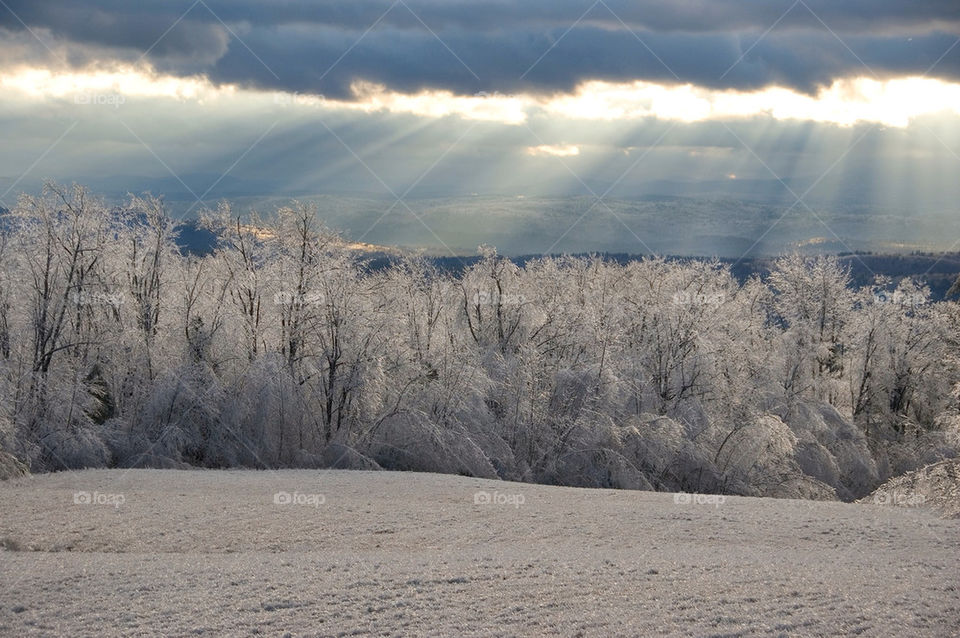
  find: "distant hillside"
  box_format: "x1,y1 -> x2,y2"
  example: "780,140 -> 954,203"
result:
172,220 -> 403,263
171,221 -> 960,301
173,221 -> 219,255
426,252 -> 960,301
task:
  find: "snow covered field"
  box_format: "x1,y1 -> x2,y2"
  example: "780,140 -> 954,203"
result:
1,469 -> 958,637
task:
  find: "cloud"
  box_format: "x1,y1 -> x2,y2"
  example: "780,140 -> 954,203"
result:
543,77 -> 960,127
527,144 -> 580,157
4,1 -> 959,36
1,0 -> 958,257
0,0 -> 957,98
9,64 -> 959,131
1,65 -> 956,204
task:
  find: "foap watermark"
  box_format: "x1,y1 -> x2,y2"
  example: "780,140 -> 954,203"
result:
671,291 -> 725,308
873,490 -> 926,507
70,290 -> 124,308
74,92 -> 126,108
674,492 -> 726,508
273,491 -> 325,508
273,290 -> 325,307
273,91 -> 326,107
472,291 -> 527,306
873,290 -> 927,308
474,490 -> 525,508
473,90 -> 519,100
74,491 -> 125,508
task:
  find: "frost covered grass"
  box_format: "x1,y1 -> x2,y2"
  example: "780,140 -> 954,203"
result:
1,469 -> 958,636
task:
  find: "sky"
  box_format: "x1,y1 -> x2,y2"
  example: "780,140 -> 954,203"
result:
1,0 -> 959,255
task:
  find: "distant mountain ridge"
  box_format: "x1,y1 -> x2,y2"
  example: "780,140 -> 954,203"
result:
171,220 -> 960,301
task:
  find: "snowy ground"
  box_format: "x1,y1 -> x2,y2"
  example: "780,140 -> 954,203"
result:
1,470 -> 958,637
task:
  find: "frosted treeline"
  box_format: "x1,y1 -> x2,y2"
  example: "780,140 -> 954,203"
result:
2,183 -> 958,500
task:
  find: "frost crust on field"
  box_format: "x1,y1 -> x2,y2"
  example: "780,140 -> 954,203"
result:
1,469 -> 958,637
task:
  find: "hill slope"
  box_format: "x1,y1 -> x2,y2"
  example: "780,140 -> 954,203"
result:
1,469 -> 958,636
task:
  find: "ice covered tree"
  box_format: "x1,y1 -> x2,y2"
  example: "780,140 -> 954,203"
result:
0,183 -> 956,498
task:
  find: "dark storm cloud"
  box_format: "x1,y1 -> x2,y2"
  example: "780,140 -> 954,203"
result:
1,0 -> 958,96
5,1 -> 960,36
